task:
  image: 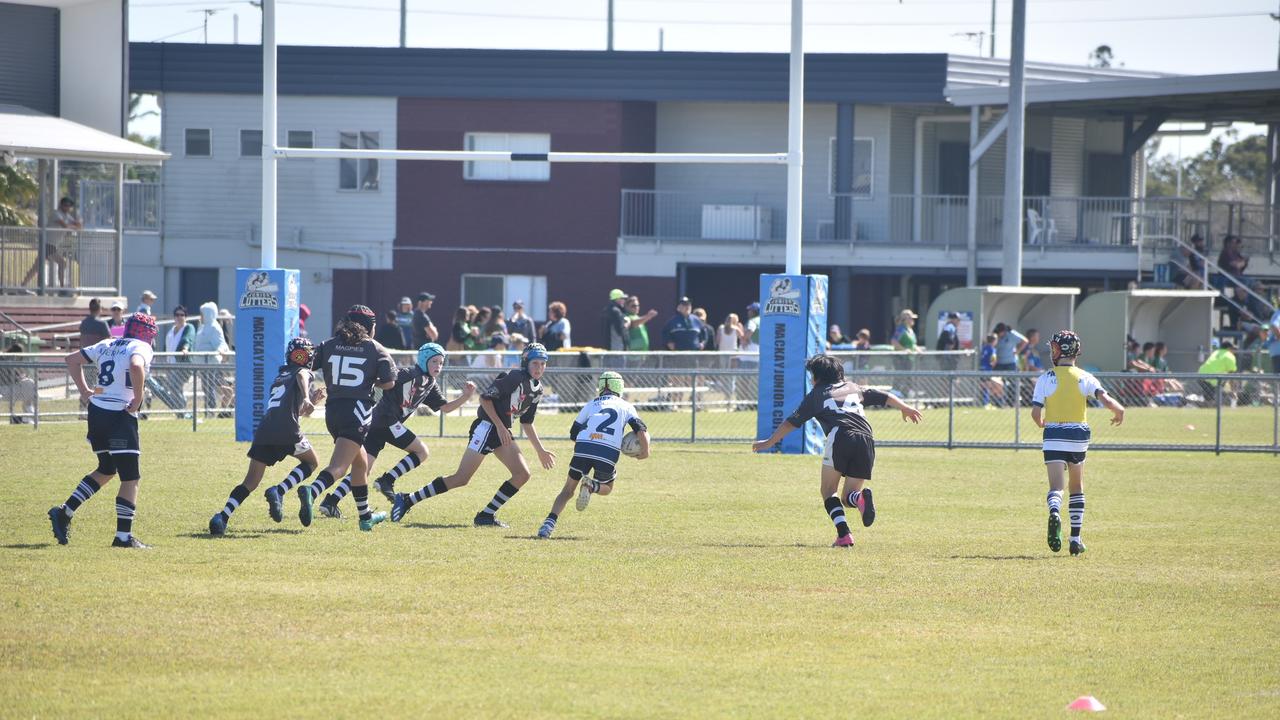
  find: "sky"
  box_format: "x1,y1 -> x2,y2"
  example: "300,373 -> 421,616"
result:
127,0 -> 1280,158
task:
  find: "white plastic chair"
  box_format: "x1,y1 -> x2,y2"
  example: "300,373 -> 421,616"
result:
1026,208 -> 1057,245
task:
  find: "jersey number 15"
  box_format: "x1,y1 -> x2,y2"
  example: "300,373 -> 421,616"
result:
327,356 -> 366,387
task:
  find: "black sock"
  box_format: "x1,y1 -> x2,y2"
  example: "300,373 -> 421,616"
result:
275,463 -> 314,494
327,475 -> 353,504
408,477 -> 449,506
220,484 -> 251,521
63,475 -> 102,517
385,453 -> 422,482
353,484 -> 371,522
824,496 -> 851,538
305,470 -> 335,498
115,497 -> 136,542
480,480 -> 520,516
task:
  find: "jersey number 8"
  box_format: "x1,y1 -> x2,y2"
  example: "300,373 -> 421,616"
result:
97,360 -> 132,388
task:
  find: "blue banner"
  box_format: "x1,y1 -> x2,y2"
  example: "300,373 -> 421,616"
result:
234,268 -> 300,442
756,274 -> 828,454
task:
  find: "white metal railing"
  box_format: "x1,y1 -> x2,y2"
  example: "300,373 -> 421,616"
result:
621,190 -> 1279,252
78,181 -> 161,232
0,227 -> 119,295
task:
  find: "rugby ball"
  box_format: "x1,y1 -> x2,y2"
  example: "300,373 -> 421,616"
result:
620,431 -> 642,458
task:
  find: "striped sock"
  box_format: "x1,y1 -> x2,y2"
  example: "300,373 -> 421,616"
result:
385,453 -> 422,482
63,476 -> 102,517
219,484 -> 251,521
275,463 -> 313,494
1068,493 -> 1085,539
408,477 -> 449,506
115,497 -> 135,543
825,496 -> 851,538
479,481 -> 520,517
845,489 -> 861,508
305,470 -> 335,499
540,513 -> 558,534
352,484 -> 371,522
1047,490 -> 1063,515
329,475 -> 353,502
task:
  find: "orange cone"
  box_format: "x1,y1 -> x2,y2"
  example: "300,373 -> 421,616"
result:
1067,696 -> 1106,712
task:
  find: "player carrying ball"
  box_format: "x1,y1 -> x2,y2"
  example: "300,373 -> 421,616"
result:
1030,330 -> 1124,556
50,312 -> 157,549
297,305 -> 397,531
753,354 -> 922,547
316,342 -> 477,518
537,371 -> 650,539
209,337 -> 322,536
392,342 -> 556,528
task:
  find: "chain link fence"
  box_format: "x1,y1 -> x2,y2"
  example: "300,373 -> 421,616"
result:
3,355 -> 1276,454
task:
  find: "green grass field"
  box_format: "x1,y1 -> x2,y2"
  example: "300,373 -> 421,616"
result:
2,422 -> 1277,718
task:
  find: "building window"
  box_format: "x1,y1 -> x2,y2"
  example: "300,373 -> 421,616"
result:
464,132 -> 551,182
461,274 -> 548,320
240,129 -> 262,157
185,128 -> 211,157
287,130 -> 314,149
339,131 -> 380,190
827,137 -> 874,198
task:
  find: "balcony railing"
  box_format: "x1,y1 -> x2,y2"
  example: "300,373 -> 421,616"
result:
0,227 -> 120,295
78,181 -> 161,232
620,189 -> 1278,253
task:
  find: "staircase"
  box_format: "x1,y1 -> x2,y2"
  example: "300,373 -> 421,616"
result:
0,296 -> 122,352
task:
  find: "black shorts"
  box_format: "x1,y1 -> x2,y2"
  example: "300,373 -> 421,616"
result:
822,428 -> 875,479
1043,450 -> 1087,465
466,418 -> 505,455
363,422 -> 417,458
325,398 -> 372,444
568,454 -> 617,484
248,437 -> 313,466
86,403 -> 140,455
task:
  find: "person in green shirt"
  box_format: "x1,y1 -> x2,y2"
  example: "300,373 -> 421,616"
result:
624,295 -> 658,351
1196,340 -> 1237,404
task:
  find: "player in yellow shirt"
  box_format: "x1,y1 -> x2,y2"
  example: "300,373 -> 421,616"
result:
1030,331 -> 1125,556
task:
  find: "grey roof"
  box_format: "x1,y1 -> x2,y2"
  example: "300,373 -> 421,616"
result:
948,70 -> 1280,123
129,43 -> 951,103
943,54 -> 1167,91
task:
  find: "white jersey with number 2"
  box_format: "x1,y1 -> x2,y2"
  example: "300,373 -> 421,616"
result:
81,338 -> 154,411
572,394 -> 643,451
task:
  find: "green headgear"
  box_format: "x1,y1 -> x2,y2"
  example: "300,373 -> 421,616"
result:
597,371 -> 624,395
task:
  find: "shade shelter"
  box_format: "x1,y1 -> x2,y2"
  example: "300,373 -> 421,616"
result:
1072,289 -> 1216,372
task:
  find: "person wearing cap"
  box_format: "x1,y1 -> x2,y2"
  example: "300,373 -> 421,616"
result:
396,297 -> 415,348
601,288 -> 631,358
892,309 -> 920,395
412,293 -> 438,346
508,300 -> 535,344
1197,339 -> 1238,404
662,297 -> 706,352
936,312 -> 962,371
136,291 -> 157,317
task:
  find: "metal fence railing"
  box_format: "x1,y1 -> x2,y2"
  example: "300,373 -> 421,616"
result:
3,356 -> 1275,454
78,181 -> 162,232
0,227 -> 119,295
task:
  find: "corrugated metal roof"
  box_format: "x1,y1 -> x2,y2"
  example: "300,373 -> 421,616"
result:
944,55 -> 1168,91
130,43 -> 950,103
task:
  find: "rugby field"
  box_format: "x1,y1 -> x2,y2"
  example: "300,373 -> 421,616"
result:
1,422 -> 1277,718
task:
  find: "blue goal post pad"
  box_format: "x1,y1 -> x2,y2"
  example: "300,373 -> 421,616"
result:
234,268 -> 301,442
756,274 -> 828,455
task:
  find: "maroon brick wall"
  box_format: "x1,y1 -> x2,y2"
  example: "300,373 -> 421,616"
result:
334,98 -> 664,347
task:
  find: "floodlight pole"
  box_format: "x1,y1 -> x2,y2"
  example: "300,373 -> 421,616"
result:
785,0 -> 804,275
1000,0 -> 1027,286
261,0 -> 278,269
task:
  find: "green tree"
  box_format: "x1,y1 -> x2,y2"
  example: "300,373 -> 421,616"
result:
0,162 -> 38,226
1145,130 -> 1269,202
